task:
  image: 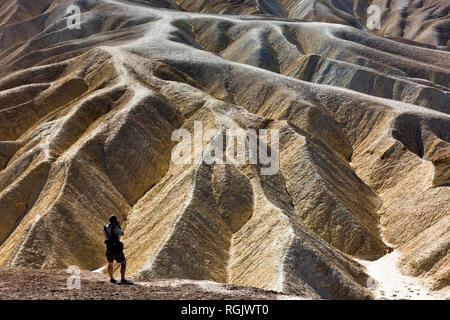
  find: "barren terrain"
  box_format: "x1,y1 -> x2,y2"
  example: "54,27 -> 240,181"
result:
0,0 -> 448,300
0,267 -> 308,300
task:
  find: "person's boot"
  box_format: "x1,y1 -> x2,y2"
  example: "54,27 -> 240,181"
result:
120,278 -> 132,284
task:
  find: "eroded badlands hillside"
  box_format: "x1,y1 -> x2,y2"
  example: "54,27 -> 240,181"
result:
0,0 -> 448,299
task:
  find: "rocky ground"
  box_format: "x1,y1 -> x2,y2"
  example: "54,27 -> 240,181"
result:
0,0 -> 448,300
0,267 -> 308,300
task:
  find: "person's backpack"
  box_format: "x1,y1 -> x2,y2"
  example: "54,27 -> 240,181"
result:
104,225 -> 124,255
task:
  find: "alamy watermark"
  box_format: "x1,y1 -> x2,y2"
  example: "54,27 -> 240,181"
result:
366,276 -> 377,289
67,2 -> 383,31
367,4 -> 382,30
171,121 -> 280,176
66,265 -> 81,290
66,5 -> 81,30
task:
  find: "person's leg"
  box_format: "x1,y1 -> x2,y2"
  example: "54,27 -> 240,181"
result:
120,260 -> 126,280
108,261 -> 115,280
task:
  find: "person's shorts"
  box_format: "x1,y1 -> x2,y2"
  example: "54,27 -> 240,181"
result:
106,250 -> 126,263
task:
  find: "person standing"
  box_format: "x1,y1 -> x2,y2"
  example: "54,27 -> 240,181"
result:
103,215 -> 131,284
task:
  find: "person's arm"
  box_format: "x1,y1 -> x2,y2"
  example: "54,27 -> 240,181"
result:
103,226 -> 108,239
116,223 -> 124,236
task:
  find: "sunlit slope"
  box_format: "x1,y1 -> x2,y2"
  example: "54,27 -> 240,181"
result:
0,0 -> 448,299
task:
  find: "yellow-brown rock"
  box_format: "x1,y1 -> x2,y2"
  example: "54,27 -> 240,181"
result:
0,0 -> 448,299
